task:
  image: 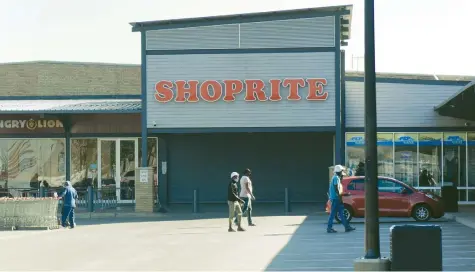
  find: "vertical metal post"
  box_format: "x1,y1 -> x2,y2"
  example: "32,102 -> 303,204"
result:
87,186 -> 94,212
284,188 -> 291,213
193,189 -> 199,213
363,0 -> 381,259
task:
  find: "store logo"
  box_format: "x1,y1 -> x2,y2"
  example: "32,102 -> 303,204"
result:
398,136 -> 415,145
153,78 -> 329,103
350,136 -> 364,145
0,119 -> 63,130
447,136 -> 463,145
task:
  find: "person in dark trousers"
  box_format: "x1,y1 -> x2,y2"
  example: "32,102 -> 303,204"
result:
419,169 -> 435,187
355,162 -> 365,176
239,168 -> 256,227
327,165 -> 355,233
58,181 -> 78,229
228,172 -> 245,232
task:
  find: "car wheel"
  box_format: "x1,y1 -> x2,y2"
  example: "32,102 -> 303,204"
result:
412,204 -> 432,222
335,205 -> 353,223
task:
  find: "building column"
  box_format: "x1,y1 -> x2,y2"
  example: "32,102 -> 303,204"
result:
158,137 -> 168,207
63,116 -> 72,182
140,30 -> 148,167
334,15 -> 343,165
340,50 -> 347,165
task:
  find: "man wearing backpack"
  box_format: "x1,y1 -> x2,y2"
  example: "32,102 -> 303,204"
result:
58,181 -> 78,229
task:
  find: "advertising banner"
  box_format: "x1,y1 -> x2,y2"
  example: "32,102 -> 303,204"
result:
394,133 -> 417,146
443,132 -> 467,146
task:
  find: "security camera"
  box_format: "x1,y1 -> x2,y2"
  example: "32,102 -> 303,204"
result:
465,122 -> 470,127
153,121 -> 157,127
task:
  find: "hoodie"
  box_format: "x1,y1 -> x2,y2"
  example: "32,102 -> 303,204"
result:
59,181 -> 78,207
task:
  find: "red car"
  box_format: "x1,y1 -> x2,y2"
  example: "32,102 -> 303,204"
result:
325,176 -> 444,222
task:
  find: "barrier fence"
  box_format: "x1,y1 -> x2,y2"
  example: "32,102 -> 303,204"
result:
0,198 -> 59,229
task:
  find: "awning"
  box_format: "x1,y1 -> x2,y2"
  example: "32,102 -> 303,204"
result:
0,99 -> 142,114
434,81 -> 475,121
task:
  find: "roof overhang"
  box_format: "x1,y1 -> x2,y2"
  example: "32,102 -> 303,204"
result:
130,5 -> 352,45
434,81 -> 475,121
0,99 -> 141,115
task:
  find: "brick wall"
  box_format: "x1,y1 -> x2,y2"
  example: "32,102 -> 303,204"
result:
0,61 -> 141,96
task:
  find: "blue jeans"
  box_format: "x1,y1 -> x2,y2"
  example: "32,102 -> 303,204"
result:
327,198 -> 349,230
235,197 -> 253,225
62,206 -> 76,228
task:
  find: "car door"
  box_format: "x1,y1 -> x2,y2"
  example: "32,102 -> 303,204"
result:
378,178 -> 411,217
346,178 -> 365,216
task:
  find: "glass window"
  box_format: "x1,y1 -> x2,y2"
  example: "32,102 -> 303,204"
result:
466,133 -> 475,189
378,178 -> 404,193
348,179 -> 365,191
0,139 -> 65,196
377,133 -> 394,177
394,133 -> 418,187
418,133 -> 442,187
71,139 -> 98,188
138,138 -> 158,168
346,133 -> 365,176
443,133 -> 467,201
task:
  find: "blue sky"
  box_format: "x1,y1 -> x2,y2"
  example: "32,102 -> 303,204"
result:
1,0 -> 473,76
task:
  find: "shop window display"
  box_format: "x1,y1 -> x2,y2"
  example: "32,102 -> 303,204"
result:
418,133 -> 442,187
345,133 -> 365,176
70,139 -> 98,188
377,133 -> 394,177
394,133 -> 418,187
0,139 -> 66,196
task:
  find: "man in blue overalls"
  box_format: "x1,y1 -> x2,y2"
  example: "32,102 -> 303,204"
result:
58,181 -> 78,228
327,165 -> 355,233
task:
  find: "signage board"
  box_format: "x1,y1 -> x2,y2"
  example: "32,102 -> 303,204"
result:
154,78 -> 329,103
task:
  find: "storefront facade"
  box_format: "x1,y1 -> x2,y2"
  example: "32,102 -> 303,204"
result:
345,78 -> 475,203
1,5 -> 475,207
132,6 -> 352,204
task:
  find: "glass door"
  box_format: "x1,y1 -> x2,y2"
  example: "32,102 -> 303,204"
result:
97,139 -> 138,203
119,140 -> 138,202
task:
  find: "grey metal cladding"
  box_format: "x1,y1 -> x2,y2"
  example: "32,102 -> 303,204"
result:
146,52 -> 335,128
146,24 -> 239,50
345,81 -> 469,127
239,17 -> 335,48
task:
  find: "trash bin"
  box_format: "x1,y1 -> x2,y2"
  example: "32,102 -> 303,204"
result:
441,182 -> 458,212
390,225 -> 442,271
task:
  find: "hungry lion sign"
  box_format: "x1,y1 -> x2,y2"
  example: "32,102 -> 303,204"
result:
154,78 -> 329,103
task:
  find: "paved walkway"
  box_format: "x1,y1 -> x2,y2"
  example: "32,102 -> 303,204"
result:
0,215 -> 474,271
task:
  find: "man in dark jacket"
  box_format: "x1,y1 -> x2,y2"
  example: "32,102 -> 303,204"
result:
228,172 -> 245,232
58,181 -> 78,228
355,162 -> 365,176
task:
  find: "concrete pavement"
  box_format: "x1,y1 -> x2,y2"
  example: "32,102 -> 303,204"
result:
0,215 -> 473,271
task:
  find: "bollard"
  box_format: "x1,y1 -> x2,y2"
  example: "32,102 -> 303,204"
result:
87,186 -> 94,212
284,188 -> 291,214
192,189 -> 199,213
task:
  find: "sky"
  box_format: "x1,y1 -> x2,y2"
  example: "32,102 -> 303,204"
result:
1,0 -> 474,76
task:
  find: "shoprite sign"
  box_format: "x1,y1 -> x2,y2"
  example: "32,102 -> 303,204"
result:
0,119 -> 63,130
154,78 -> 329,103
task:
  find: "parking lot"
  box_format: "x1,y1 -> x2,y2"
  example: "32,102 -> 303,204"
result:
0,215 -> 473,271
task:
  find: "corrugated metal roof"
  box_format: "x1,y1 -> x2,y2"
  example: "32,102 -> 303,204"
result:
0,99 -> 141,114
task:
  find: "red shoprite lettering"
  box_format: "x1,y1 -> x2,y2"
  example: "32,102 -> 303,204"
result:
154,78 -> 328,103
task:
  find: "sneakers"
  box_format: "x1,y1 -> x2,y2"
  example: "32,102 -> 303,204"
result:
327,226 -> 356,233
345,226 -> 356,232
229,227 -> 246,232
248,223 -> 256,227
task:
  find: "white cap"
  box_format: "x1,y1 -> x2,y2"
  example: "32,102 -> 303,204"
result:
334,165 -> 346,173
230,172 -> 239,179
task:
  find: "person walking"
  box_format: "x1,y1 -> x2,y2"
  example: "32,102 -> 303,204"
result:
58,181 -> 78,229
239,168 -> 256,227
228,172 -> 245,232
327,165 -> 355,233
